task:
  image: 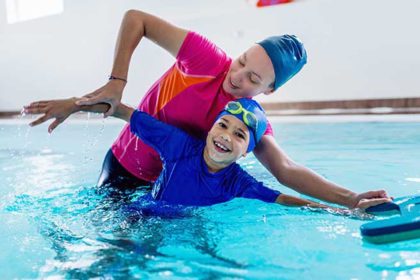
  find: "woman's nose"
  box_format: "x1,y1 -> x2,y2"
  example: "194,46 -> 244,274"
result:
231,70 -> 244,84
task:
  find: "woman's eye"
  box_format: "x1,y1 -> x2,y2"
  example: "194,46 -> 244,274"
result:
219,122 -> 227,128
249,75 -> 259,84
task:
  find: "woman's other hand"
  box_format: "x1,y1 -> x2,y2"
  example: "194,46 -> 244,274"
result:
75,80 -> 126,117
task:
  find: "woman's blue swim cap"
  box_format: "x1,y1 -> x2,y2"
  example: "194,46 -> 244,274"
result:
257,35 -> 307,90
215,98 -> 267,153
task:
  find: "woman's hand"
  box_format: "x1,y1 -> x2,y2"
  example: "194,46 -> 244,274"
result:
75,80 -> 126,117
350,190 -> 392,210
23,97 -> 79,133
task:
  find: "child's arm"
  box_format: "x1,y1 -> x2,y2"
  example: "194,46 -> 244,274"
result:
25,97 -> 134,132
275,193 -> 387,214
113,104 -> 198,161
275,194 -> 329,208
275,194 -> 354,215
112,102 -> 135,122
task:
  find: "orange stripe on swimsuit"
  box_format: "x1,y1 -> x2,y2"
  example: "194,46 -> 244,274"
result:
156,66 -> 213,113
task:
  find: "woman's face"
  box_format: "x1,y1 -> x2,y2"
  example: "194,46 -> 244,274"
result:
222,44 -> 275,98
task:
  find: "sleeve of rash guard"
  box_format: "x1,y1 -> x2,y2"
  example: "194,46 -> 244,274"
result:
129,110 -> 193,161
235,168 -> 281,203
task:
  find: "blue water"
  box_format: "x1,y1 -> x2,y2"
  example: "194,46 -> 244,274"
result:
1,118 -> 419,279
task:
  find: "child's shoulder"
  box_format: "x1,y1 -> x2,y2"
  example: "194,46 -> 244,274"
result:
172,136 -> 206,161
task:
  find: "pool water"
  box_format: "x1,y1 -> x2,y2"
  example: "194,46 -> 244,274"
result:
1,118 -> 419,279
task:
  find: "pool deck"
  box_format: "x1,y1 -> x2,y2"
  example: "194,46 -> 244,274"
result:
268,114 -> 420,123
3,97 -> 420,123
1,112 -> 420,125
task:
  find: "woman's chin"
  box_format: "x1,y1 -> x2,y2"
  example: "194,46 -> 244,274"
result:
222,81 -> 231,93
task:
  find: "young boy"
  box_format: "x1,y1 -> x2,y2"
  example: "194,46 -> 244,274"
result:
113,97 -> 336,209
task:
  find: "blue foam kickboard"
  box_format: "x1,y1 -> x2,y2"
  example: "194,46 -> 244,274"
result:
365,201 -> 400,215
361,195 -> 420,244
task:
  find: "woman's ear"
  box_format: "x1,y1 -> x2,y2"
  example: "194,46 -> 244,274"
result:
263,87 -> 275,95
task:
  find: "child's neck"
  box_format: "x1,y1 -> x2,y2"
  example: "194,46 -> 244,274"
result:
203,147 -> 230,174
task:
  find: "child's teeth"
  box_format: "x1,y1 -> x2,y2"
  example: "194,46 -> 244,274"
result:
215,142 -> 228,151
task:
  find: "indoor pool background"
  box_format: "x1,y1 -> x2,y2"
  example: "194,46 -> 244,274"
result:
1,116 -> 419,279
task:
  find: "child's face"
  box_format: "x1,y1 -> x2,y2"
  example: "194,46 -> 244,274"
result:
204,115 -> 250,168
222,44 -> 275,98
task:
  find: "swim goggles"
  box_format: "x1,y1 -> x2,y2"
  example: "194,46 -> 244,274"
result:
225,101 -> 258,134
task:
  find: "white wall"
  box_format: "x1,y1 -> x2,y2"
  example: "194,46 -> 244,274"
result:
1,0 -> 420,111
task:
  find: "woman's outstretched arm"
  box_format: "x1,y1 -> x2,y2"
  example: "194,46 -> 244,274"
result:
25,9 -> 189,130
254,135 -> 391,209
76,9 -> 189,116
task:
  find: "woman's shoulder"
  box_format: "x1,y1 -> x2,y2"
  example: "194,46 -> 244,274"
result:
176,31 -> 232,76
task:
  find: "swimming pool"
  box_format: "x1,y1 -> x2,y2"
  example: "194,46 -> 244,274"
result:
1,116 -> 419,279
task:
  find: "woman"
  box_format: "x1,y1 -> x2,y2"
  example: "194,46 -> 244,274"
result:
24,10 -> 390,209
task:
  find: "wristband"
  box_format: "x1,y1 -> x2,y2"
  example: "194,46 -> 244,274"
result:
108,75 -> 127,83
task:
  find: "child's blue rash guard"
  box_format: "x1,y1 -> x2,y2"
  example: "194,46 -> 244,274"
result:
130,110 -> 281,207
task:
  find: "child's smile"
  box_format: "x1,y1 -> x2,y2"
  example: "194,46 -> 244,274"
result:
213,138 -> 232,153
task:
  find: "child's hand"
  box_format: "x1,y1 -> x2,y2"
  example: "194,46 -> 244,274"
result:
23,98 -> 79,133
